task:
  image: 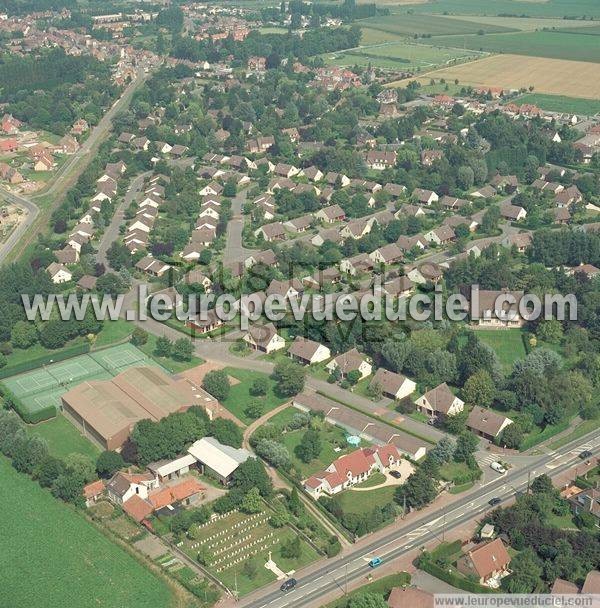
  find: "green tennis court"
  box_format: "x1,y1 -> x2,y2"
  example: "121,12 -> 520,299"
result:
1,344 -> 167,418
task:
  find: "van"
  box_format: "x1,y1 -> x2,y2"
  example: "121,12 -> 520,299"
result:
490,462 -> 506,474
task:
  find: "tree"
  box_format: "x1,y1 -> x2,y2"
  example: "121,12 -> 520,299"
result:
453,431 -> 478,464
428,437 -> 455,465
280,535 -> 301,559
502,548 -> 542,593
210,418 -> 243,448
130,327 -> 148,346
242,559 -> 258,579
462,369 -> 495,407
12,435 -> 48,474
255,439 -> 291,470
346,369 -> 361,386
231,458 -> 272,497
172,337 -> 193,361
395,468 -> 437,510
272,360 -> 306,397
244,401 -> 263,419
296,429 -> 322,463
96,450 -> 125,478
349,593 -> 388,608
64,453 -> 96,484
52,471 -> 85,506
536,319 -> 563,344
155,335 -> 172,357
499,423 -> 523,449
35,456 -> 65,487
202,370 -> 230,401
250,376 -> 268,396
367,380 -> 383,400
289,486 -> 302,516
241,487 -> 262,514
11,320 -> 37,349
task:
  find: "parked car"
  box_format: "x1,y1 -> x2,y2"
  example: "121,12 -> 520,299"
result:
280,578 -> 297,592
580,450 -> 593,460
389,470 -> 402,479
488,497 -> 502,506
490,462 -> 507,474
369,557 -> 382,568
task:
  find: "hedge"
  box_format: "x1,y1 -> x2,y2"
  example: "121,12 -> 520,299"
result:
0,386 -> 56,424
519,419 -> 571,452
0,342 -> 91,380
418,558 -> 496,594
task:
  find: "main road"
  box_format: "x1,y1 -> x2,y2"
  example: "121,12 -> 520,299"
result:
239,429 -> 600,608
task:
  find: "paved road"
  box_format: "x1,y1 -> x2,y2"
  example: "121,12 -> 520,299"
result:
96,172 -> 149,267
0,189 -> 39,264
238,428 -> 600,608
0,70 -> 149,266
222,189 -> 259,265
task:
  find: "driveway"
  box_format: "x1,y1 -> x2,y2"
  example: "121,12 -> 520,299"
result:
222,189 -> 259,265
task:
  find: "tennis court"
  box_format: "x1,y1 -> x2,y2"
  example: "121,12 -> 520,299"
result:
1,344 -> 166,418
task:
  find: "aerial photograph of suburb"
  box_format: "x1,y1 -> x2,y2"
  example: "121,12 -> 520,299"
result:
0,0 -> 599,607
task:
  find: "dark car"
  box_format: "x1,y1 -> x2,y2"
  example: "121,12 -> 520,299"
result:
580,450 -> 593,460
280,579 -> 297,592
389,470 -> 402,479
488,497 -> 502,506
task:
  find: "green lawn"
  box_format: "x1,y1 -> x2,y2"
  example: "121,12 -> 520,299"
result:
281,423 -> 356,478
549,419 -> 599,450
439,461 -> 473,483
333,486 -> 397,516
432,30 -> 600,62
476,329 -> 526,371
449,481 -> 475,494
93,319 -> 133,347
25,415 -> 100,460
547,511 -> 577,530
354,471 -> 387,488
508,93 -> 600,116
220,367 -> 288,425
0,457 -> 174,608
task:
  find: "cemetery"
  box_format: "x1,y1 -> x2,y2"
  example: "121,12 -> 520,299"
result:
179,509 -> 320,596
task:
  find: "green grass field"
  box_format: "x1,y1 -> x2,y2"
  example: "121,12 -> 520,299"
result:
510,93 -> 600,115
409,0 -> 600,19
476,329 -> 527,371
432,30 -> 600,62
0,457 -> 174,608
220,368 -> 289,425
442,15 -> 600,31
324,41 -> 480,71
332,485 -> 396,515
138,334 -> 204,374
25,415 -> 99,460
360,13 -> 517,37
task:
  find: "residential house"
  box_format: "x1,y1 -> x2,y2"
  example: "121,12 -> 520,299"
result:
395,204 -> 425,219
288,337 -> 331,366
135,256 -> 172,278
186,309 -> 224,335
440,196 -> 469,211
490,174 -> 518,194
415,383 -> 464,420
470,185 -> 497,199
340,217 -> 374,240
407,263 -> 444,284
315,204 -> 345,224
387,587 -> 433,608
274,163 -> 300,178
555,185 -> 583,208
340,253 -> 374,276
304,444 -> 403,498
500,203 -> 527,222
243,323 -> 285,354
46,262 -> 72,284
83,479 -> 105,508
265,278 -> 304,301
255,222 -> 287,242
369,243 -> 404,265
376,276 -> 415,299
465,288 -> 525,327
300,166 -> 323,182
456,539 -> 511,586
420,149 -> 443,167
284,214 -> 314,233
397,235 -> 427,253
366,150 -> 397,171
501,233 -> 532,253
326,348 -> 372,380
467,406 -> 513,442
412,188 -> 439,206
423,225 -> 456,246
383,183 -> 406,198
370,368 -> 416,401
199,182 -> 223,197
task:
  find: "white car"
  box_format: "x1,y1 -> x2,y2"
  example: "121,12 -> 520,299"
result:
490,462 -> 507,474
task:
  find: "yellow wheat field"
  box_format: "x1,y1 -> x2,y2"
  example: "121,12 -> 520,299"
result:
387,54 -> 600,99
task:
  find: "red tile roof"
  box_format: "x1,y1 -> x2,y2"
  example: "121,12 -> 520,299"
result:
123,495 -> 153,522
83,479 -> 105,499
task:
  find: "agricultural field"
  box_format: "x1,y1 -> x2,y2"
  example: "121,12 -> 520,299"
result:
509,93 -> 600,115
0,457 -> 174,608
180,509 -> 319,596
432,30 -> 600,63
388,55 -> 600,99
408,0 -> 600,19
324,41 -> 482,71
442,14 -> 600,31
359,13 -> 517,37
